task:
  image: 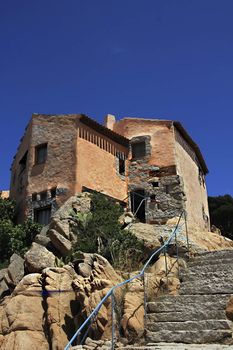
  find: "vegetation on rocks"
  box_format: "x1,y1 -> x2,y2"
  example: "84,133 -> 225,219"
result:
70,192 -> 144,270
208,194 -> 233,239
0,197 -> 42,267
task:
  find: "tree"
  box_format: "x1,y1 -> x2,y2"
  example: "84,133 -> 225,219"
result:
208,194 -> 233,239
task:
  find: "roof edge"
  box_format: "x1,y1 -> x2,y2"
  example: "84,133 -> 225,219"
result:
174,121 -> 209,175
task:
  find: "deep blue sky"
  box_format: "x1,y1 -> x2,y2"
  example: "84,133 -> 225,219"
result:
1,0 -> 233,196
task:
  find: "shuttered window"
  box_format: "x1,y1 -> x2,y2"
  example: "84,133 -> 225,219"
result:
34,206 -> 51,225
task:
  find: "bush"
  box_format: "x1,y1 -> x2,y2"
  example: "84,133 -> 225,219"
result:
0,198 -> 42,263
70,192 -> 144,270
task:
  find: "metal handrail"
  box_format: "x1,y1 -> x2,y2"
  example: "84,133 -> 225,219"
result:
64,210 -> 187,350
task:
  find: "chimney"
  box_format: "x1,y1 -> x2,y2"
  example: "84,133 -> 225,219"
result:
104,114 -> 116,130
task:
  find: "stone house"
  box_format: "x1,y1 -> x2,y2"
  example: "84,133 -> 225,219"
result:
10,113 -> 209,231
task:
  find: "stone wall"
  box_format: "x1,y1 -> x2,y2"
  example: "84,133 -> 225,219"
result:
174,127 -> 210,231
10,121 -> 33,222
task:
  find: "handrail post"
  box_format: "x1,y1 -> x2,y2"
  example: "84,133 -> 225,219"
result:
175,229 -> 180,279
184,211 -> 190,257
142,272 -> 147,329
164,245 -> 169,289
111,290 -> 115,350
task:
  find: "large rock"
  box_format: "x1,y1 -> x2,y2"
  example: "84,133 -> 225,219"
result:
0,274 -> 49,350
6,254 -> 24,289
0,269 -> 9,298
48,229 -> 72,256
34,234 -> 51,248
49,192 -> 91,240
43,265 -> 77,350
72,253 -> 122,340
128,220 -> 233,256
25,243 -> 56,273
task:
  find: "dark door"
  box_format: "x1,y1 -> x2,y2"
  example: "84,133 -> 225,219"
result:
130,189 -> 146,223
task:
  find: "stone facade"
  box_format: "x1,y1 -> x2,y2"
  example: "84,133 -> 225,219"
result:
10,113 -> 209,231
109,116 -> 209,231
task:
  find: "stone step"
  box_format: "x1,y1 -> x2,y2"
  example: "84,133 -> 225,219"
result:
147,309 -> 226,322
180,276 -> 233,288
147,320 -> 231,332
146,329 -> 232,344
187,257 -> 233,267
181,263 -> 233,274
180,282 -> 233,295
118,344 -> 233,350
193,250 -> 233,259
147,299 -> 229,313
151,294 -> 231,304
180,270 -> 233,282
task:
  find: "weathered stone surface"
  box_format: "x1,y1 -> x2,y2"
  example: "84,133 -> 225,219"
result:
119,211 -> 135,227
226,296 -> 233,321
0,273 -> 49,350
52,193 -> 91,220
6,254 -> 24,288
49,218 -> 71,240
0,269 -> 9,298
25,242 -> 56,273
48,229 -> 72,256
128,221 -> 233,257
121,254 -> 183,339
72,253 -> 122,340
146,330 -> 233,344
147,250 -> 233,344
43,265 -> 77,350
34,233 -> 51,248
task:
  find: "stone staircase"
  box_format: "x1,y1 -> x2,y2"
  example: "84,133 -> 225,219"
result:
146,249 -> 233,344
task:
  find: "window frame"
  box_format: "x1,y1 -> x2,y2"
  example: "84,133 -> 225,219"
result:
131,141 -> 146,159
35,143 -> 48,165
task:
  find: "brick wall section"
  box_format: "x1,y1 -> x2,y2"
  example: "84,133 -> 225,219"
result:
10,114 -> 78,222
174,127 -> 210,230
113,118 -> 176,168
10,121 -> 33,222
76,122 -> 128,201
28,114 -> 77,199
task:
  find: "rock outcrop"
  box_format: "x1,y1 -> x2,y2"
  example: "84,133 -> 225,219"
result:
128,218 -> 233,256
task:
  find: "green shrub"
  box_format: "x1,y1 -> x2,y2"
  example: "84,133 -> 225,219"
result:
70,192 -> 144,270
0,198 -> 42,263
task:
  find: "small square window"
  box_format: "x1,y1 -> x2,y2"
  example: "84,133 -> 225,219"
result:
19,151 -> 28,173
50,187 -> 57,198
119,159 -> 125,175
32,193 -> 37,201
131,142 -> 146,159
40,191 -> 47,201
35,143 -> 47,164
34,206 -> 51,225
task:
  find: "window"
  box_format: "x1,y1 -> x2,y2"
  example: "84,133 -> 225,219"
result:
131,141 -> 146,159
32,193 -> 37,201
34,206 -> 51,225
35,143 -> 47,164
50,187 -> 57,198
40,191 -> 47,201
119,159 -> 125,175
19,151 -> 28,173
